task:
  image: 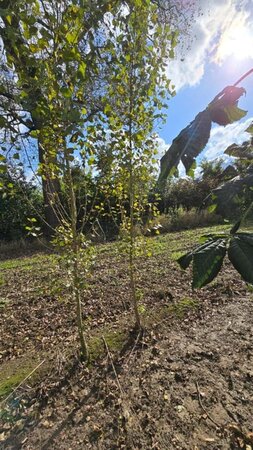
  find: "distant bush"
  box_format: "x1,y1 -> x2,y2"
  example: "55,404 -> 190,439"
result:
145,208 -> 222,235
0,170 -> 44,241
0,238 -> 50,260
157,159 -> 235,215
169,208 -> 222,231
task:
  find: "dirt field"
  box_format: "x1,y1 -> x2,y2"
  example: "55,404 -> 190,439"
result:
1,226 -> 253,449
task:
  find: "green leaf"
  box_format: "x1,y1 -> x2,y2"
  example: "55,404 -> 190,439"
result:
187,160 -> 196,178
66,31 -> 77,44
77,61 -> 86,78
177,252 -> 192,270
0,116 -> 6,127
177,237 -> 224,270
0,164 -> 7,173
29,43 -> 38,53
6,14 -> 12,24
222,105 -> 247,124
30,130 -> 39,138
230,220 -> 241,235
192,238 -> 227,288
158,110 -> 212,182
88,156 -> 95,166
61,87 -> 72,98
245,122 -> 253,135
208,204 -> 217,213
228,233 -> 253,284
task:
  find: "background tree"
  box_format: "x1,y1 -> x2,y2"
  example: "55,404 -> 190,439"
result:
0,168 -> 43,240
0,0 -> 118,232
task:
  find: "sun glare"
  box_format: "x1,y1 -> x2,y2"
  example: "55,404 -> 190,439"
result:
215,22 -> 253,63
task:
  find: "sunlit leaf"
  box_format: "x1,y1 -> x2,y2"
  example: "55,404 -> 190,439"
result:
208,204 -> 217,213
246,122 -> 253,135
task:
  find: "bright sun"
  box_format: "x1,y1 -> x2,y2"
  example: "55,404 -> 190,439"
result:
215,22 -> 253,62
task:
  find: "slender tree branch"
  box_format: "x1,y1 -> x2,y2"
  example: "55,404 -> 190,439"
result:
234,68 -> 253,87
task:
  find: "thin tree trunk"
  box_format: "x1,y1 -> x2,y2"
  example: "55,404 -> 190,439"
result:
65,154 -> 89,361
38,142 -> 61,235
128,82 -> 141,329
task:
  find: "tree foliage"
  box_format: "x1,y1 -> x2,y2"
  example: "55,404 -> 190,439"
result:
0,0 -> 118,230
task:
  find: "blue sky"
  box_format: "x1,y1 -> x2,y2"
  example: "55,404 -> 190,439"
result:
157,0 -> 253,176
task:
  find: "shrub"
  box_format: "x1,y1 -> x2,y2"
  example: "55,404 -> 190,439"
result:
145,208 -> 222,235
0,171 -> 44,241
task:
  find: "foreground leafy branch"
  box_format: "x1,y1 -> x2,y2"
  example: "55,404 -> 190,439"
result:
177,221 -> 253,288
158,68 -> 253,182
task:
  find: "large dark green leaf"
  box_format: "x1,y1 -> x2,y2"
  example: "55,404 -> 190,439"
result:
158,86 -> 246,183
230,220 -> 241,235
177,237 -> 226,274
192,238 -> 227,288
228,233 -> 253,284
159,110 -> 212,182
177,238 -> 217,270
177,252 -> 193,270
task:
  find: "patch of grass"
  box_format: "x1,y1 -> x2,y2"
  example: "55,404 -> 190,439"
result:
0,254 -> 55,271
170,297 -> 199,318
0,274 -> 5,286
171,251 -> 185,261
144,297 -> 199,326
0,357 -> 40,399
145,236 -> 168,255
89,328 -> 127,362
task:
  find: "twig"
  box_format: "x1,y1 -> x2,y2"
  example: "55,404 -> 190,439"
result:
195,381 -> 222,429
125,330 -> 141,366
101,336 -> 124,395
0,360 -> 45,407
233,67 -> 253,87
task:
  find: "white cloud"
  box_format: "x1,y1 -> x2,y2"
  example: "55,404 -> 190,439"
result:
155,136 -> 169,159
168,0 -> 253,90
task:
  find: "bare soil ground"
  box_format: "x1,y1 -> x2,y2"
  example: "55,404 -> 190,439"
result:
1,226 -> 253,450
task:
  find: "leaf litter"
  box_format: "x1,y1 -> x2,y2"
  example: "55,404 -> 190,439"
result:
0,226 -> 253,449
